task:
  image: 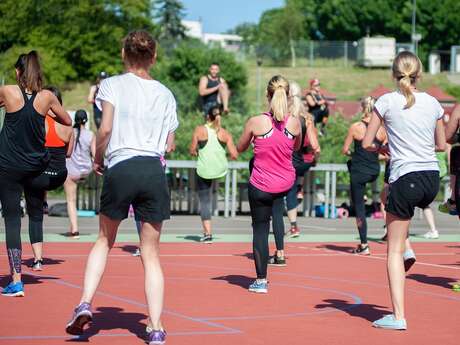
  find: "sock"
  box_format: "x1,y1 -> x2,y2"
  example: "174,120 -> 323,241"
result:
291,221 -> 297,228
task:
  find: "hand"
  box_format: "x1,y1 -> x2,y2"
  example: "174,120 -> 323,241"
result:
93,161 -> 104,176
166,142 -> 176,153
378,144 -> 390,156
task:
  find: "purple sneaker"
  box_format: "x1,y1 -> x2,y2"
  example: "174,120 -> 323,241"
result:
65,302 -> 93,335
148,329 -> 167,345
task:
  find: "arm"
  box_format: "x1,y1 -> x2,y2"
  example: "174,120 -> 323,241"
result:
198,76 -> 220,97
306,118 -> 320,154
435,118 -> 446,152
66,130 -> 74,158
224,131 -> 238,160
93,100 -> 114,174
166,132 -> 176,153
341,125 -> 355,155
0,86 -> 5,107
237,118 -> 254,153
362,112 -> 382,151
87,85 -> 96,104
445,105 -> 460,144
305,94 -> 316,108
189,127 -> 200,157
48,92 -> 72,126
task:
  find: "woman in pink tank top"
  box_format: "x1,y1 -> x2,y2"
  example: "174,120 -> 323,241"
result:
237,75 -> 301,294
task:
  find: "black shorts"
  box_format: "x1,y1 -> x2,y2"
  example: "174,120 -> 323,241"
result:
100,156 -> 170,222
26,169 -> 68,191
384,161 -> 390,184
450,146 -> 460,175
386,171 -> 439,219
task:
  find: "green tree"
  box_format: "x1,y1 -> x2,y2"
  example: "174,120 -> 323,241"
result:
154,0 -> 187,44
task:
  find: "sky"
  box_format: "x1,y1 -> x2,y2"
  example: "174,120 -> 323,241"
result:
182,0 -> 284,34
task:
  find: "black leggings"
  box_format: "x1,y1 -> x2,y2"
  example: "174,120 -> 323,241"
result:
0,168 -> 41,274
270,198 -> 285,251
197,174 -> 215,221
455,172 -> 460,216
25,169 -> 67,244
248,183 -> 287,279
350,171 -> 378,244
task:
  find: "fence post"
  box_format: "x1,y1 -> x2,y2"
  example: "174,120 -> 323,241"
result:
344,41 -> 348,67
309,41 -> 314,67
331,171 -> 337,218
231,169 -> 237,217
324,171 -> 330,218
224,171 -> 230,217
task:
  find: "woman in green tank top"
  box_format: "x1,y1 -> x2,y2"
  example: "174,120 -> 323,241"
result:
190,105 -> 238,243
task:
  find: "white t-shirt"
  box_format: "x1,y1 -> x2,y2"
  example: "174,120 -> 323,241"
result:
375,91 -> 444,183
96,72 -> 179,168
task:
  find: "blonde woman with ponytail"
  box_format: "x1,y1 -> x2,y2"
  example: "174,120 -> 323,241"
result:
342,96 -> 386,255
190,105 -> 238,243
363,51 -> 446,330
237,76 -> 301,293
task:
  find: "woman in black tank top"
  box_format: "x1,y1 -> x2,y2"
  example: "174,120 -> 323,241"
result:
0,51 -> 71,297
342,97 -> 386,255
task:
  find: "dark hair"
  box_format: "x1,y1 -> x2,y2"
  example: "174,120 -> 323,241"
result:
73,109 -> 88,148
210,62 -> 220,67
15,51 -> 44,92
44,85 -> 62,105
123,30 -> 157,68
207,105 -> 221,121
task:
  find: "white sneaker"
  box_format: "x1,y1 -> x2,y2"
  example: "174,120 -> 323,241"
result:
423,230 -> 439,239
132,248 -> 141,257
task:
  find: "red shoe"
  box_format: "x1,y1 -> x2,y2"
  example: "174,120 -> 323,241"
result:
285,226 -> 300,238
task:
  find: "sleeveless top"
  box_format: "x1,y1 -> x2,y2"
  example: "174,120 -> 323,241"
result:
307,92 -> 323,113
250,113 -> 296,193
0,88 -> 49,172
66,127 -> 93,176
350,121 -> 381,175
196,124 -> 228,179
292,116 -> 315,168
45,115 -> 67,171
202,76 -> 220,105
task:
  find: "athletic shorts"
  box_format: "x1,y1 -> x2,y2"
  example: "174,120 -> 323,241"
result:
386,171 -> 439,219
202,101 -> 221,116
100,156 -> 170,222
450,146 -> 460,175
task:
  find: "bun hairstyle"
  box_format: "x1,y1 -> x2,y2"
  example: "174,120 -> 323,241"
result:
392,51 -> 422,109
44,85 -> 62,105
361,96 -> 376,120
123,30 -> 157,68
207,105 -> 222,129
14,51 -> 44,92
267,75 -> 289,122
73,109 -> 88,148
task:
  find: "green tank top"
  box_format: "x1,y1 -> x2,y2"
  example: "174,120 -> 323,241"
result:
436,151 -> 447,179
196,124 -> 228,179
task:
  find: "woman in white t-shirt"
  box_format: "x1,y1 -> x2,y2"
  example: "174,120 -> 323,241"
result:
65,31 -> 178,345
363,51 -> 446,330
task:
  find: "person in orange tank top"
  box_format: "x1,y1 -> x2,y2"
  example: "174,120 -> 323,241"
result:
25,86 -> 73,271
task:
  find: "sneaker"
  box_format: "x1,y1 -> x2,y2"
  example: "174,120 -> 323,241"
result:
353,244 -> 370,255
248,279 -> 268,294
32,259 -> 44,271
403,249 -> 416,272
200,234 -> 213,244
285,226 -> 300,238
372,314 -> 407,330
438,199 -> 458,215
423,230 -> 439,239
132,248 -> 141,257
65,302 -> 93,335
268,254 -> 286,267
65,231 -> 80,239
148,329 -> 167,345
381,233 -> 388,242
1,281 -> 24,297
452,283 -> 460,292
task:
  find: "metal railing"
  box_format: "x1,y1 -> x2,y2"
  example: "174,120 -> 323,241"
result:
78,160 -> 446,219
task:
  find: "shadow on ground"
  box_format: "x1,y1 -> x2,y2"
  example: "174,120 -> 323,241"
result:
22,257 -> 65,267
66,307 -> 147,342
407,273 -> 459,289
315,299 -> 389,321
176,235 -> 202,242
212,274 -> 253,290
316,244 -> 355,253
0,273 -> 59,286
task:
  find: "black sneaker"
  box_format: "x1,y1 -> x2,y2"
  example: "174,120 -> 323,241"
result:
268,254 -> 286,266
200,234 -> 213,244
353,244 -> 370,255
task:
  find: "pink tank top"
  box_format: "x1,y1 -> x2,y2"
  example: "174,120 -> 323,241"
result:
249,113 -> 296,193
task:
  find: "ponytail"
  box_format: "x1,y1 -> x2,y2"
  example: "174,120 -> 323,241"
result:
361,96 -> 376,120
392,51 -> 422,109
15,51 -> 43,92
289,81 -> 307,118
267,75 -> 289,122
73,109 -> 88,148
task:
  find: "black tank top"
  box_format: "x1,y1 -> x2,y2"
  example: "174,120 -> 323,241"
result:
0,88 -> 50,172
307,92 -> 322,113
202,76 -> 220,105
350,122 -> 380,175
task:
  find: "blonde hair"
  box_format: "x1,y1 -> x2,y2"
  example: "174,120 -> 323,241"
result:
392,51 -> 422,109
267,75 -> 289,121
289,81 -> 313,124
361,96 -> 376,120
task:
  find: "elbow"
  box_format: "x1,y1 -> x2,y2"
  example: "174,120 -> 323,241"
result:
437,142 -> 446,152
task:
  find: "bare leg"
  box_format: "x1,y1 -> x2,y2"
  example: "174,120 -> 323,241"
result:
201,220 -> 211,235
31,242 -> 42,261
64,177 -> 78,234
140,221 -> 164,331
422,206 -> 437,232
386,212 -> 410,320
80,214 -> 120,304
218,83 -> 230,113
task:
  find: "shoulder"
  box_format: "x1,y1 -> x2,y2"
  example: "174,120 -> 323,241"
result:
151,80 -> 175,101
38,89 -> 55,101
